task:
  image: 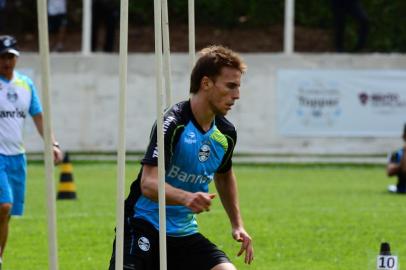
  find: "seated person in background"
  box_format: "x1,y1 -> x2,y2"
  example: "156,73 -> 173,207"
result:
387,124 -> 406,193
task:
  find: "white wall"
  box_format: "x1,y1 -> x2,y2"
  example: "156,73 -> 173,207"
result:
19,53 -> 406,155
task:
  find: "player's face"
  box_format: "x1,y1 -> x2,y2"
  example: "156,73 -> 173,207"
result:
207,67 -> 241,116
0,53 -> 17,80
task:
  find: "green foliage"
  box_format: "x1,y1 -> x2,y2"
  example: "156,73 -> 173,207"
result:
363,0 -> 406,51
6,0 -> 406,51
5,163 -> 404,269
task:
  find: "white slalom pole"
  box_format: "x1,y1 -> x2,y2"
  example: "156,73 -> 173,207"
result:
36,1 -> 59,269
162,0 -> 172,108
115,0 -> 128,269
284,0 -> 295,54
82,0 -> 92,55
188,0 -> 195,71
154,0 -> 167,270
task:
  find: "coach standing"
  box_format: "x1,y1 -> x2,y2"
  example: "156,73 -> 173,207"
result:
0,35 -> 63,269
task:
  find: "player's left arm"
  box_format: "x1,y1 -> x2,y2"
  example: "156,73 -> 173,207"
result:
214,169 -> 254,264
32,113 -> 63,164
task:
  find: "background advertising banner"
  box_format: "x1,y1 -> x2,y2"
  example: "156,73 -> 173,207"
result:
277,70 -> 406,137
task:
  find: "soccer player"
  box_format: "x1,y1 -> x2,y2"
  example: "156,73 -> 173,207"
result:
387,124 -> 406,193
109,45 -> 254,270
0,35 -> 63,268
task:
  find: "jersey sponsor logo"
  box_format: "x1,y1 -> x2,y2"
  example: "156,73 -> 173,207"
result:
138,236 -> 150,252
0,109 -> 26,118
7,88 -> 18,103
184,131 -> 197,144
198,144 -> 210,162
167,165 -> 211,184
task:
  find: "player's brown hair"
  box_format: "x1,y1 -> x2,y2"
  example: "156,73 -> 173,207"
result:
190,45 -> 247,94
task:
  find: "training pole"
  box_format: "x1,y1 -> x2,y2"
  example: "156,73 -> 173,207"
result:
154,0 -> 167,269
115,0 -> 129,269
36,0 -> 59,269
162,0 -> 172,108
81,0 -> 92,55
188,0 -> 196,71
284,0 -> 295,54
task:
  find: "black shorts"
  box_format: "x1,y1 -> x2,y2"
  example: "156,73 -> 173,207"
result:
48,14 -> 67,33
109,217 -> 231,270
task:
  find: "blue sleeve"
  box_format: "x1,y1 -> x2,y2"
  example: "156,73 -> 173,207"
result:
388,149 -> 403,164
28,80 -> 43,116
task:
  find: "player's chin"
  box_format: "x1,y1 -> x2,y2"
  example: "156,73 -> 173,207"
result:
223,105 -> 234,114
218,110 -> 229,116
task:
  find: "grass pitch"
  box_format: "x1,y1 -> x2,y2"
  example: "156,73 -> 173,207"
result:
4,162 -> 405,270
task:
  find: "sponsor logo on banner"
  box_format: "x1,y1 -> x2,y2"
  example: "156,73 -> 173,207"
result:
296,81 -> 341,126
278,70 -> 406,136
358,92 -> 406,108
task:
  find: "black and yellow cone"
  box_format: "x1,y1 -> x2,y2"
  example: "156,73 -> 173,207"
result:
57,153 -> 77,200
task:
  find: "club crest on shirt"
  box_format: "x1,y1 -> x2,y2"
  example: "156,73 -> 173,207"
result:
198,144 -> 211,162
7,88 -> 18,103
138,236 -> 150,252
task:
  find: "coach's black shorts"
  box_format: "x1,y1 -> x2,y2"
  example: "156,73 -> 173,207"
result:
109,217 -> 231,270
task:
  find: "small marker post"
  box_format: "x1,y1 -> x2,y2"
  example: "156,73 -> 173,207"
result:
377,243 -> 398,270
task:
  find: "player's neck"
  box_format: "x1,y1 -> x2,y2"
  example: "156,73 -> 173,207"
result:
0,70 -> 13,81
190,96 -> 215,132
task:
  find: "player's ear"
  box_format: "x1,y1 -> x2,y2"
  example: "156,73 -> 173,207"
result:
201,76 -> 213,91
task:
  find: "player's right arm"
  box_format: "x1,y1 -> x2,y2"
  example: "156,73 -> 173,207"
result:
387,163 -> 400,176
387,151 -> 402,176
141,164 -> 215,213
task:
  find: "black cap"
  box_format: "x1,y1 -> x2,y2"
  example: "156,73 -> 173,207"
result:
380,242 -> 391,255
0,35 -> 20,56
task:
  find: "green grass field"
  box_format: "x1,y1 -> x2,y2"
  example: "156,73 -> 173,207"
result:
4,162 -> 406,270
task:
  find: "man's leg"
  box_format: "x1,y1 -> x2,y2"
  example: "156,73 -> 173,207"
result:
211,263 -> 237,270
0,157 -> 13,260
101,4 -> 118,52
348,0 -> 369,51
331,0 -> 346,52
0,203 -> 11,258
0,154 -> 27,262
168,233 -> 233,270
91,2 -> 102,51
109,217 -> 159,270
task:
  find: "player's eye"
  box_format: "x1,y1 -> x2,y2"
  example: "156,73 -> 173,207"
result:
226,83 -> 238,90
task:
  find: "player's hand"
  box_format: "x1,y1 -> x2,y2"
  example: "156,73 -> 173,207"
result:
232,227 -> 254,264
53,146 -> 63,165
184,192 -> 216,214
